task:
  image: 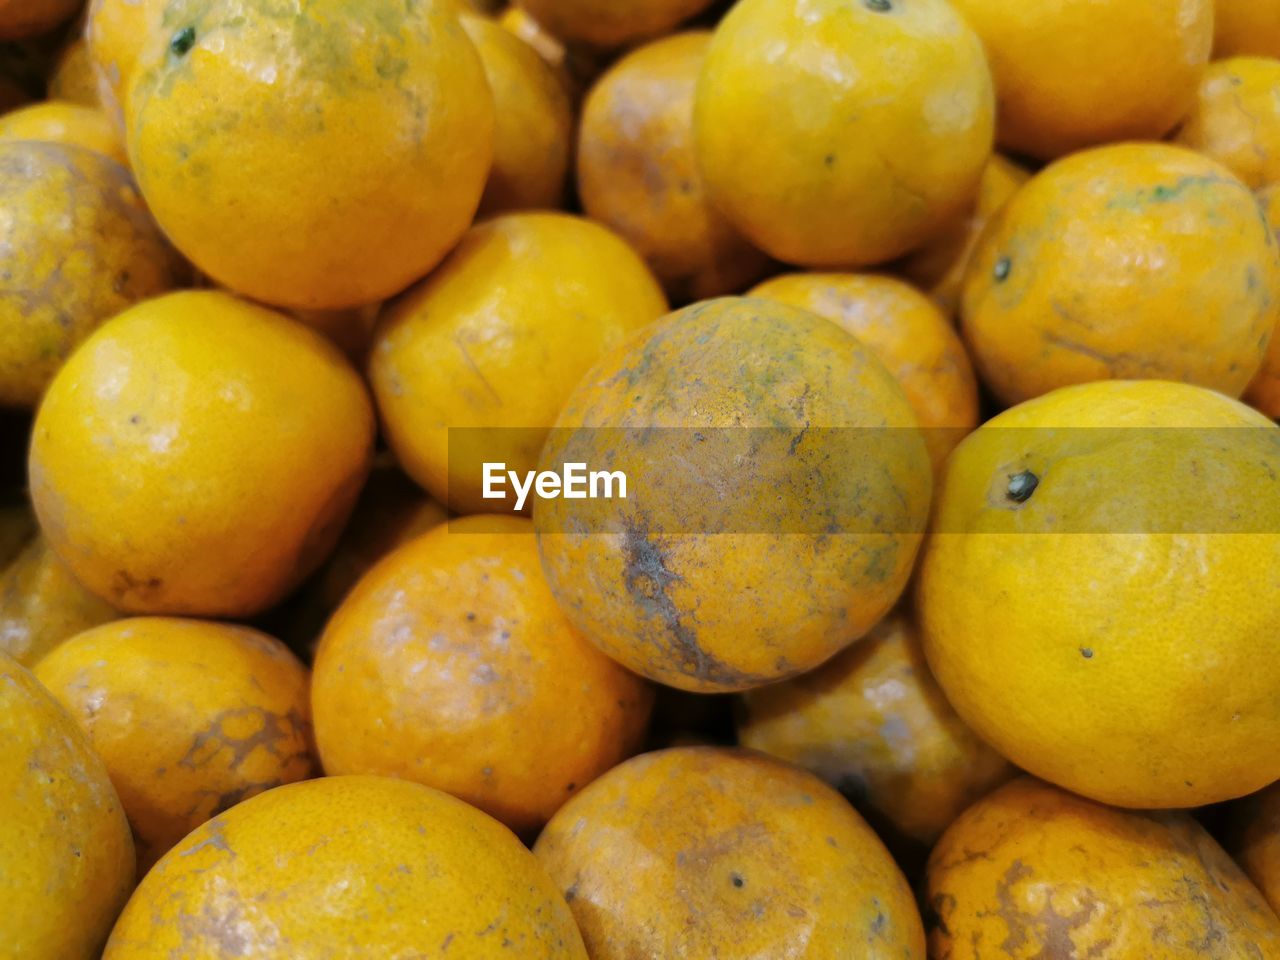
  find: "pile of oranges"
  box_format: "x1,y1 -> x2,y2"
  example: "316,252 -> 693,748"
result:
5,0 -> 1280,957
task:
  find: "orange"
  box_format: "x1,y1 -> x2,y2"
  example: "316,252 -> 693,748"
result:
514,0 -> 714,47
48,37 -> 101,106
369,212 -> 666,513
103,776 -> 588,958
461,14 -> 571,216
0,533 -> 117,666
497,5 -> 606,101
123,0 -> 494,309
1248,184 -> 1280,418
35,618 -> 313,870
1237,783 -> 1280,915
949,0 -> 1213,160
30,290 -> 375,617
534,746 -> 925,958
737,608 -> 1012,846
962,143 -> 1280,406
918,380 -> 1280,808
0,100 -> 125,164
536,297 -> 932,693
0,140 -> 182,408
1215,0 -> 1280,58
694,0 -> 994,267
1,652 -> 134,959
1176,57 -> 1280,190
578,31 -> 769,302
312,515 -> 653,835
289,301 -> 381,365
0,0 -> 81,39
84,0 -> 163,131
927,777 -> 1280,958
748,272 -> 980,471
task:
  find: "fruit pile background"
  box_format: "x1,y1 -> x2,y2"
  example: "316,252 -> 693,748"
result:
4,0 -> 1280,957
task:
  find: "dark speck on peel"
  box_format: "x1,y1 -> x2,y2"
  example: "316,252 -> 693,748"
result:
171,26 -> 197,56
1006,470 -> 1039,503
1081,648 -> 1094,659
994,257 -> 1012,282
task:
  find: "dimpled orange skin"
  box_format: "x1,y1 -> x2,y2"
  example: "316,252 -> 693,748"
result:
918,380 -> 1280,809
535,747 -> 925,958
898,153 -> 1031,317
0,140 -> 183,408
578,32 -> 770,302
123,0 -> 494,310
536,297 -> 932,693
0,100 -> 126,164
461,15 -> 571,216
313,515 -> 653,836
516,0 -> 713,47
948,0 -> 1213,161
103,775 -> 588,959
1237,783 -> 1280,915
49,39 -> 102,106
34,618 -> 313,870
926,778 -> 1280,960
370,212 -> 667,514
85,0 -> 165,131
1247,184 -> 1280,417
737,609 -> 1013,847
962,143 -> 1280,407
0,534 -> 118,666
1215,0 -> 1280,58
1,652 -> 135,960
1176,57 -> 1280,190
29,290 -> 375,617
0,0 -> 82,39
749,272 -> 979,471
694,0 -> 994,269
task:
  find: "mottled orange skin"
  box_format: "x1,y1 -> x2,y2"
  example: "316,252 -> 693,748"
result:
926,777 -> 1280,959
35,618 -> 312,870
1215,0 -> 1280,58
313,516 -> 653,835
85,0 -> 163,131
30,290 -> 375,617
1247,184 -> 1280,417
694,0 -> 994,268
738,609 -> 1012,846
949,0 -> 1213,160
0,140 -> 183,408
749,272 -> 979,471
0,0 -> 82,39
104,776 -> 588,959
898,153 -> 1031,317
48,37 -> 101,105
536,297 -> 932,693
1176,57 -> 1280,190
369,212 -> 666,514
516,0 -> 713,47
462,15 -> 571,216
535,747 -> 925,958
0,533 -> 117,666
962,143 -> 1280,406
0,99 -> 126,163
124,0 -> 494,309
578,32 -> 769,303
1,652 -> 135,960
1236,783 -> 1280,916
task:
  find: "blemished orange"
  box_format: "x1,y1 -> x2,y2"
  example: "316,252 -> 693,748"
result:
85,0 -> 164,131
0,140 -> 183,408
515,0 -> 714,47
103,776 -> 588,959
369,212 -> 666,514
918,380 -> 1280,808
737,609 -> 1012,846
948,0 -> 1213,160
123,0 -> 494,309
578,31 -> 770,302
694,0 -> 994,268
534,747 -> 925,958
0,100 -> 126,164
29,290 -> 375,617
1215,0 -> 1280,57
748,272 -> 979,471
312,515 -> 653,836
898,153 -> 1031,317
498,5 -> 606,101
1176,57 -> 1280,190
35,618 -> 313,870
461,14 -> 571,216
48,38 -> 101,106
536,297 -> 932,693
1247,184 -> 1280,418
962,143 -> 1280,406
0,534 -> 118,666
1,652 -> 134,960
0,0 -> 81,39
1236,782 -> 1280,916
926,777 -> 1280,958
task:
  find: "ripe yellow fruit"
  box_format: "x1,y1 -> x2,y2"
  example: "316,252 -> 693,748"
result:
1215,0 -> 1280,58
30,290 -> 375,617
1,651 -> 134,959
919,380 -> 1280,808
694,0 -> 994,267
0,100 -> 126,164
123,0 -> 494,309
1237,782 -> 1280,915
48,38 -> 101,106
103,776 -> 588,958
1176,56 -> 1280,189
84,0 -> 163,131
1248,183 -> 1280,418
515,0 -> 714,47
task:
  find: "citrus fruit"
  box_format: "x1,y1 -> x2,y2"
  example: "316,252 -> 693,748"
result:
0,100 -> 125,164
1176,56 -> 1280,189
48,37 -> 100,106
1215,0 -> 1280,58
1248,184 -> 1280,418
1236,783 -> 1280,915
514,0 -> 714,48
